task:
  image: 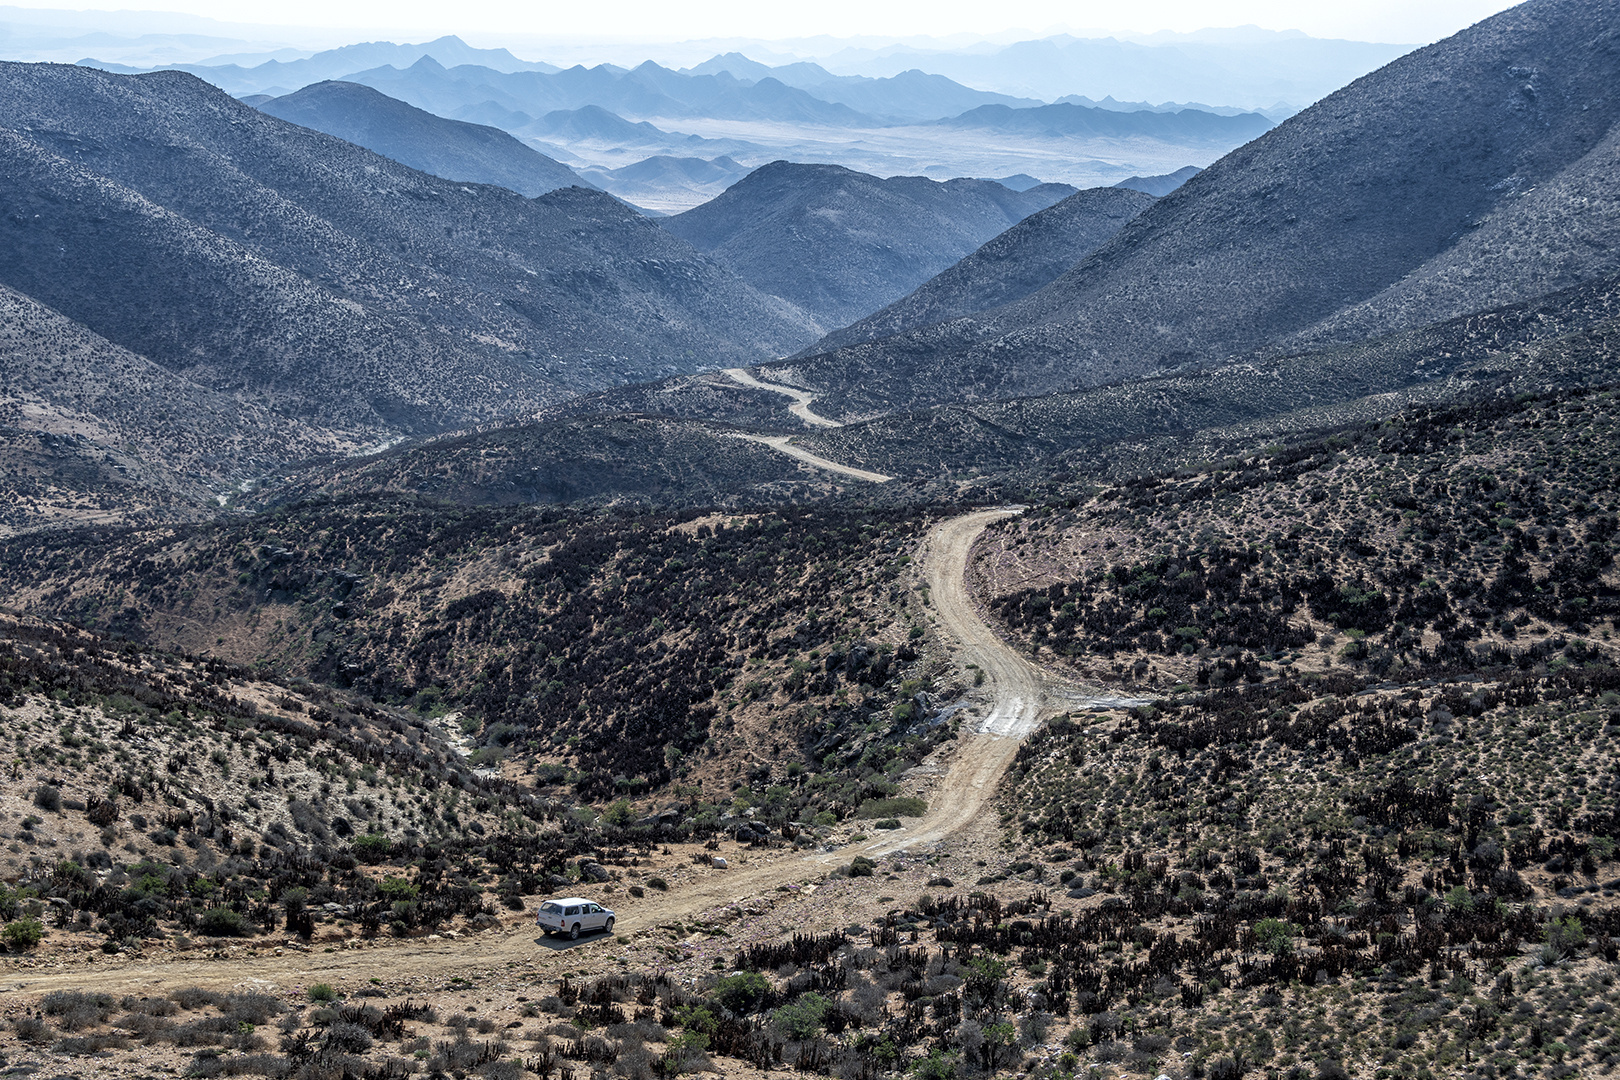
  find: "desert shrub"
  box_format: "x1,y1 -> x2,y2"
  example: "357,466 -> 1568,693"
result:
114,1011 -> 178,1038
847,856 -> 877,878
218,1052 -> 289,1077
352,832 -> 392,863
43,990 -> 116,1031
172,987 -> 225,1010
222,993 -> 283,1025
712,972 -> 770,1014
33,783 -> 62,811
1254,918 -> 1299,955
615,1042 -> 657,1080
662,1031 -> 711,1074
378,876 -> 418,900
772,993 -> 828,1040
12,1015 -> 52,1043
55,1032 -> 131,1054
307,983 -> 339,1003
3,916 -> 44,951
913,1049 -> 957,1080
120,995 -> 180,1017
856,797 -> 927,819
324,1021 -> 373,1054
199,907 -> 249,937
646,877 -> 668,891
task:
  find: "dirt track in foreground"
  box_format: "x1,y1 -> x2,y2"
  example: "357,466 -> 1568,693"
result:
4,509 -> 1097,997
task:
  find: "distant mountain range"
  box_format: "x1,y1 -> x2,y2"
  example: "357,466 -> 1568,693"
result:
0,62 -> 817,455
681,53 -> 1045,122
662,162 -> 1076,329
77,33 -> 1295,201
577,155 -> 755,215
803,28 -> 1412,110
755,0 -> 1620,418
88,35 -> 558,95
257,80 -> 588,197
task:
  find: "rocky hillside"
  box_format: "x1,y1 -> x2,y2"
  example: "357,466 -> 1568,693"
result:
663,162 -> 1075,329
0,501 -> 958,810
972,382 -> 1619,692
810,186 -> 1156,352
0,62 -> 818,441
764,0 -> 1620,415
0,282 -> 356,534
246,414 -> 856,510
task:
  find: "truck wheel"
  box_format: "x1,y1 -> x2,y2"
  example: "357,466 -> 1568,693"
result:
604,917 -> 615,934
570,923 -> 581,940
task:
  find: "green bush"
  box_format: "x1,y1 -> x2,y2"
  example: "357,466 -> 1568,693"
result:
874,818 -> 902,830
712,972 -> 770,1014
3,917 -> 44,951
646,876 -> 669,891
856,797 -> 927,819
663,1030 -> 710,1073
1254,918 -> 1299,955
913,1050 -> 958,1080
771,992 -> 828,1040
1544,916 -> 1586,958
847,855 -> 877,877
351,832 -> 392,863
198,908 -> 248,937
378,877 -> 418,900
306,983 -> 339,1003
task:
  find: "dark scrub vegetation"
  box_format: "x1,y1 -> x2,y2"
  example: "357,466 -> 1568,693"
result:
955,384 -> 1620,1077
984,386 -> 1619,689
0,503 -> 950,806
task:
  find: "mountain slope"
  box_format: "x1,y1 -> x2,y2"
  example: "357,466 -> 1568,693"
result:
662,162 -> 1077,329
0,282 -> 359,533
811,186 -> 1156,352
256,80 -> 587,197
0,62 -> 818,438
1115,164 -> 1201,195
765,0 -> 1620,415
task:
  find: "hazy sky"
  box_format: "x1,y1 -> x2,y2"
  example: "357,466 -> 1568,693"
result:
24,0 -> 1522,45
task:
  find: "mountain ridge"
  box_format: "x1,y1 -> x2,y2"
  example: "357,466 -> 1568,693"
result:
255,80 -> 588,197
662,161 -> 1077,329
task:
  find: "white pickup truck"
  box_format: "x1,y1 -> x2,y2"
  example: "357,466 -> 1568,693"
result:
535,897 -> 615,939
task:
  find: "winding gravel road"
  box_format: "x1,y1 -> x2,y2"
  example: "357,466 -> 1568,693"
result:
3,508 -> 1138,997
723,367 -> 841,428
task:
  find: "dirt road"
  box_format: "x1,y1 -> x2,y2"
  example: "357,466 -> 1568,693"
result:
723,368 -> 840,428
727,433 -> 891,483
3,508 -> 1110,997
